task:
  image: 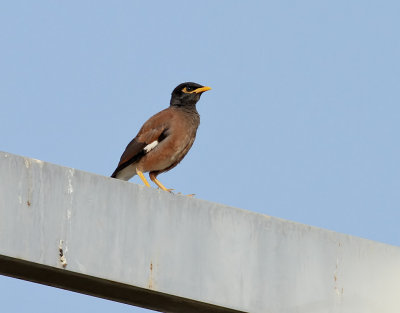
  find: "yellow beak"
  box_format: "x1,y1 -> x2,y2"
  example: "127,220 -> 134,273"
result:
193,86 -> 212,94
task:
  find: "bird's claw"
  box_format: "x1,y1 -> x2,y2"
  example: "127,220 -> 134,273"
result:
157,187 -> 174,193
176,192 -> 195,197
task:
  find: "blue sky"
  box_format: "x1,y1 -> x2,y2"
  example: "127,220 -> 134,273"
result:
1,1 -> 399,312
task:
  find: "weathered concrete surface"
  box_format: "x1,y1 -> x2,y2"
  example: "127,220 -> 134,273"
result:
0,151 -> 400,313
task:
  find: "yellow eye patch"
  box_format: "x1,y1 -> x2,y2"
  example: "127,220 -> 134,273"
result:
182,87 -> 195,94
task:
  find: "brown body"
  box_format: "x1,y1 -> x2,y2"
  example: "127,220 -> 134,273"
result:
111,82 -> 210,192
113,107 -> 200,180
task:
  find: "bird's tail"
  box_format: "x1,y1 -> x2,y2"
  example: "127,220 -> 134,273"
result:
110,165 -> 137,181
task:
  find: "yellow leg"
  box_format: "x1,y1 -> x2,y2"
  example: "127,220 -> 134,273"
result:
149,173 -> 173,193
136,169 -> 151,187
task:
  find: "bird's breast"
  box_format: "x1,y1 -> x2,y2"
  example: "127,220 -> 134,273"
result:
138,111 -> 199,174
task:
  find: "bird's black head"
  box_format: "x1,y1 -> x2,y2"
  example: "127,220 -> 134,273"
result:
170,82 -> 211,107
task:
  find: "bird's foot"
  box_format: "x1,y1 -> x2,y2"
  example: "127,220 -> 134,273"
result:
176,192 -> 195,197
158,187 -> 174,193
149,173 -> 175,193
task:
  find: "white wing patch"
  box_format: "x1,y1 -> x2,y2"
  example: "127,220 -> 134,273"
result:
144,140 -> 158,153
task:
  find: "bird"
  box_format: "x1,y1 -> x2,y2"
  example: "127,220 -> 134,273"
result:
111,82 -> 211,193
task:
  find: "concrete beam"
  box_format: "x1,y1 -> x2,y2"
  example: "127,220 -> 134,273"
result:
1,151 -> 400,313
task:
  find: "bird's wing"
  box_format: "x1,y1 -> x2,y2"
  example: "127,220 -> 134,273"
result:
111,109 -> 172,177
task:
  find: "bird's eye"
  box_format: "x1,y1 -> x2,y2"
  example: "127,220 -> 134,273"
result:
182,86 -> 193,93
182,86 -> 196,93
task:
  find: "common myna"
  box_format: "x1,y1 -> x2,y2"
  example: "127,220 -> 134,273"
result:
111,82 -> 211,192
